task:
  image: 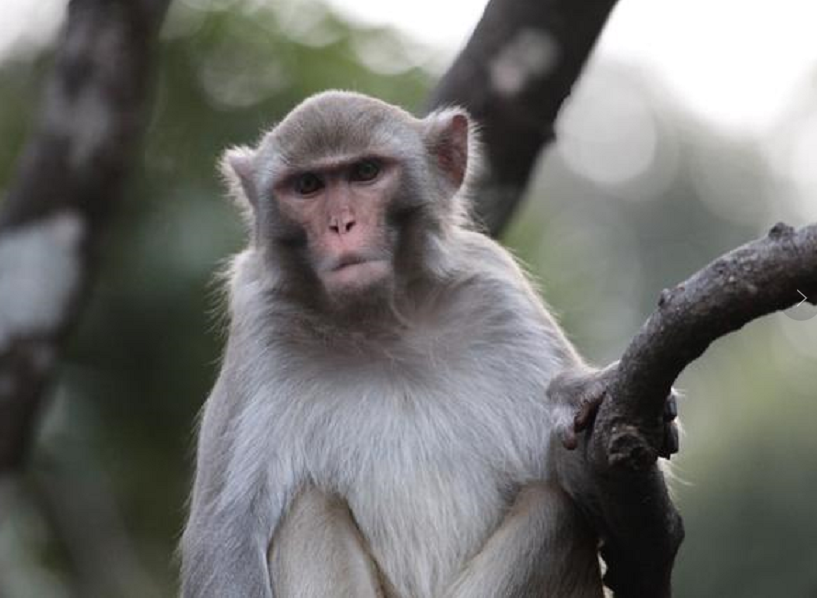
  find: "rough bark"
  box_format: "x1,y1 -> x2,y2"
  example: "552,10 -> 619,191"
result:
595,222 -> 817,471
586,222 -> 816,597
0,0 -> 170,473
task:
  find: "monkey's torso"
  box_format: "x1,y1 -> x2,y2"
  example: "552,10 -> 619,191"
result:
182,92 -> 607,598
198,232 -> 602,598
268,306 -> 555,597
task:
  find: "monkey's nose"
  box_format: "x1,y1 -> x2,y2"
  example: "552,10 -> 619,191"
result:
329,213 -> 356,235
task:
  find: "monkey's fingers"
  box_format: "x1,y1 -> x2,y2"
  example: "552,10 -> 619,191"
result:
550,366 -> 613,449
573,391 -> 605,432
561,427 -> 579,451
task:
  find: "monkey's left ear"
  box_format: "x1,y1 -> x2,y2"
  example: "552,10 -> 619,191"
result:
219,146 -> 258,214
423,109 -> 470,191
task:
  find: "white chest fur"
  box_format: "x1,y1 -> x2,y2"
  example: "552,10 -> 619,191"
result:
255,306 -> 560,598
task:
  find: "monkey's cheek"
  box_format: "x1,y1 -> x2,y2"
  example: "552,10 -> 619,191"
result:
321,260 -> 391,295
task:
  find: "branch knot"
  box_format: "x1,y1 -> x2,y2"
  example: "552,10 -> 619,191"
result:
768,222 -> 794,239
607,424 -> 658,471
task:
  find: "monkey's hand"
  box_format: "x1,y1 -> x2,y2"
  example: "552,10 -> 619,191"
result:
547,363 -> 680,459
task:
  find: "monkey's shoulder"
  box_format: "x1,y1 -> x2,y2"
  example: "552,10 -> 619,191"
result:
452,229 -> 523,273
449,231 -> 557,322
452,230 -> 540,295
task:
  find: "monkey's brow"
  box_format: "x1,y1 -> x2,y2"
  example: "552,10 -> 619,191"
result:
279,154 -> 389,178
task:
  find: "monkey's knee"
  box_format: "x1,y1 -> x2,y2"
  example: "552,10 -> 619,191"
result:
488,483 -> 602,598
269,487 -> 384,598
444,483 -> 603,598
524,483 -> 603,598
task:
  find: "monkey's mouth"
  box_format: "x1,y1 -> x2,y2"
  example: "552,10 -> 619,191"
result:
322,254 -> 391,291
332,254 -> 373,270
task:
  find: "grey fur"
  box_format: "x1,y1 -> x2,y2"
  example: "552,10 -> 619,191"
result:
181,91 -> 603,598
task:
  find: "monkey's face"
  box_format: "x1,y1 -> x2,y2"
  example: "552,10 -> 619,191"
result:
271,155 -> 403,300
221,91 -> 472,309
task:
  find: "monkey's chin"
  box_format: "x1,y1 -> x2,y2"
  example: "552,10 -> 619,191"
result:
321,260 -> 392,298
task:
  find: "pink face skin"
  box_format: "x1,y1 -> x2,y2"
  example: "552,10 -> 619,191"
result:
273,156 -> 401,298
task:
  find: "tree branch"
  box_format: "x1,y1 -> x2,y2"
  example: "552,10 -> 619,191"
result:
0,0 -> 170,473
594,222 -> 817,472
583,222 -> 816,597
427,0 -> 618,235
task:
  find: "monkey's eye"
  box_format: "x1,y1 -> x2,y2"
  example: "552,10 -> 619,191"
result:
350,159 -> 381,183
293,172 -> 324,196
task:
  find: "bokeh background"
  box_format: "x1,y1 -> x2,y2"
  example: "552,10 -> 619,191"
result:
1,0 -> 816,596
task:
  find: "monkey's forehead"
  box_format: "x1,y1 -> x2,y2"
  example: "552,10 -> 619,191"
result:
282,90 -> 415,125
268,92 -> 421,163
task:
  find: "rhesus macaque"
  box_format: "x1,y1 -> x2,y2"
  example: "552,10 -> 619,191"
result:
180,91 -> 678,598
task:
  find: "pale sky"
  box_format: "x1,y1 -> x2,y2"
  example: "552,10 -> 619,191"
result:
2,0 -> 817,136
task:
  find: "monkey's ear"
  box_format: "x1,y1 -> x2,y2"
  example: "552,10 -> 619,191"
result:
423,108 -> 470,191
219,145 -> 258,214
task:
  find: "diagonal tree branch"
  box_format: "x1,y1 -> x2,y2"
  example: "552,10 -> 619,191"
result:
595,222 -> 817,472
428,0 -> 618,235
0,0 -> 171,473
584,222 -> 816,597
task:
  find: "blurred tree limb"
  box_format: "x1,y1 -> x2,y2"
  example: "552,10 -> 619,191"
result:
584,223 -> 816,597
430,1 -> 817,596
0,0 -> 171,472
428,0 -> 618,236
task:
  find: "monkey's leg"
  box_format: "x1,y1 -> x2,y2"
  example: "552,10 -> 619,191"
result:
443,482 -> 604,598
268,487 -> 385,598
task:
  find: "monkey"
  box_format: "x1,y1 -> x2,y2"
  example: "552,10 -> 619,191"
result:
179,90 -> 678,598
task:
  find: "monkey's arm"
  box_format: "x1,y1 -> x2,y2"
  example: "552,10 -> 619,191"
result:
180,376 -> 287,598
547,364 -> 680,596
549,363 -> 679,458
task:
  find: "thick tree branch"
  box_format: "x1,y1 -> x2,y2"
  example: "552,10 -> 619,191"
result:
583,222 -> 816,597
0,0 -> 170,473
594,222 -> 817,470
428,0 -> 618,235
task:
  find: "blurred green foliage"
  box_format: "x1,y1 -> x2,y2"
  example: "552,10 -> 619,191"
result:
1,2 -> 816,597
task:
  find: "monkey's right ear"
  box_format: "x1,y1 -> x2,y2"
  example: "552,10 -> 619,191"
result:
219,146 -> 258,216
